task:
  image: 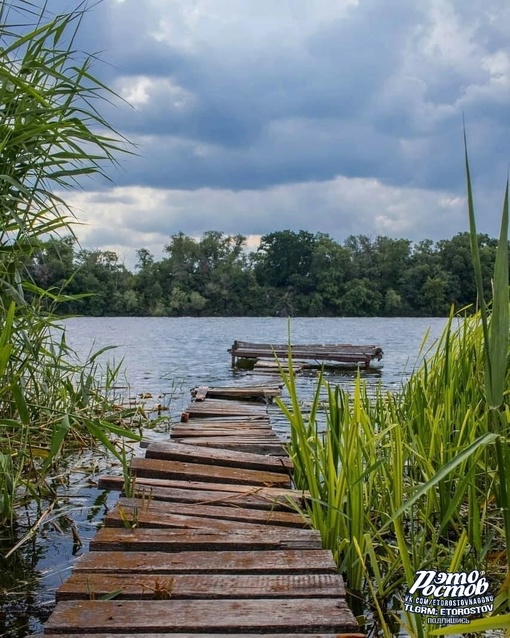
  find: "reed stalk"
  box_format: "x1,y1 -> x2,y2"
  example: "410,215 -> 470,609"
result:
284,138 -> 509,636
0,1 -> 141,528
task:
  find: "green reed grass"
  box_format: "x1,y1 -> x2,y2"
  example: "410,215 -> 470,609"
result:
284,140 -> 509,635
0,2 -> 141,528
283,311 -> 508,636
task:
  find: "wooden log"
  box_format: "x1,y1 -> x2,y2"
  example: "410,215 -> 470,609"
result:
130,457 -> 291,487
89,527 -> 323,552
144,441 -> 293,473
111,497 -> 308,528
56,573 -> 345,601
74,549 -> 337,575
45,598 -> 360,634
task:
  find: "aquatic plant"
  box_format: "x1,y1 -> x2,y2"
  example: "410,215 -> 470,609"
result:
283,141 -> 510,635
0,1 -> 140,527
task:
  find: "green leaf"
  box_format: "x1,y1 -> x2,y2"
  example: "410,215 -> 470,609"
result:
384,432 -> 499,527
487,178 -> 509,407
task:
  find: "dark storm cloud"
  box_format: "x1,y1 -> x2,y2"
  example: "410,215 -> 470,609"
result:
55,0 -> 510,259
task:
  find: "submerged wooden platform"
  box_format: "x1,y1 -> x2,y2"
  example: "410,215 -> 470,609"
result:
42,383 -> 363,637
229,340 -> 383,370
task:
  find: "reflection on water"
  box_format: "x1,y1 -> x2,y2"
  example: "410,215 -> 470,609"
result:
1,316 -> 448,637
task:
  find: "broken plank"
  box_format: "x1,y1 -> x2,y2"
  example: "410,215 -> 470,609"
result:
74,549 -> 337,575
130,457 -> 291,487
45,598 -> 360,634
113,497 -> 308,528
145,441 -> 293,473
98,476 -> 305,500
193,386 -> 209,401
98,480 -> 300,511
89,527 -> 323,552
56,572 -> 345,601
108,502 -> 307,532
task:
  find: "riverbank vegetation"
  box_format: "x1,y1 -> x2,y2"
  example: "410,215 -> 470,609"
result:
283,147 -> 510,636
0,1 -> 141,528
29,229 -> 505,318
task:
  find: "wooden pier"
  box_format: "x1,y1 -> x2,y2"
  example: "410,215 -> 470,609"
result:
229,341 -> 383,370
42,384 -> 364,637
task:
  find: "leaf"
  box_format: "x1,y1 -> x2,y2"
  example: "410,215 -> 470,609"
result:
487,178 -> 509,407
384,432 -> 499,527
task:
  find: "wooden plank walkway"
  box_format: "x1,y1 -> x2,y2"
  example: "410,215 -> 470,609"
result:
42,383 -> 364,637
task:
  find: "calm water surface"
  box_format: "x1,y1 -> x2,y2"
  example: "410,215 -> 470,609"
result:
63,315 -> 449,409
3,316 -> 450,637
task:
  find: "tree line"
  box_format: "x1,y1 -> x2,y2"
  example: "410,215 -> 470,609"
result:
28,230 -> 504,317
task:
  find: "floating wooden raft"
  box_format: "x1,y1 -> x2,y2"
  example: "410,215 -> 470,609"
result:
229,340 -> 383,370
42,383 -> 363,637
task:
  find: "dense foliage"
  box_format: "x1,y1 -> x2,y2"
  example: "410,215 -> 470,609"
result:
30,230 -> 504,317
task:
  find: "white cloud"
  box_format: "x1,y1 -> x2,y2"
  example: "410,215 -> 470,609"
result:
64,0 -> 510,263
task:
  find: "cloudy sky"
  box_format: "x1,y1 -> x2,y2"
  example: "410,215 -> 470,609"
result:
60,0 -> 510,267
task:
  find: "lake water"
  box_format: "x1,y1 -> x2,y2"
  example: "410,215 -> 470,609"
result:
2,316 -> 450,637
62,315 -> 449,411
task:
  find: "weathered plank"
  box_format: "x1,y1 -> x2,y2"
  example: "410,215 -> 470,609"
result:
56,573 -> 345,601
145,441 -> 293,473
130,457 -> 291,487
45,635 -> 366,638
110,497 -> 308,528
172,422 -> 275,432
193,386 -> 209,401
97,480 -> 301,511
175,437 -> 288,455
254,360 -> 303,373
192,385 -> 282,400
185,398 -> 268,418
45,598 -> 360,633
173,421 -> 273,430
89,527 -> 323,552
186,416 -> 270,424
104,499 -> 308,533
73,549 -> 337,575
170,425 -> 280,443
98,476 -> 306,499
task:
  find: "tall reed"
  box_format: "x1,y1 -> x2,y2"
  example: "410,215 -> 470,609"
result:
283,139 -> 510,637
0,2 -> 140,528
283,312 -> 507,636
